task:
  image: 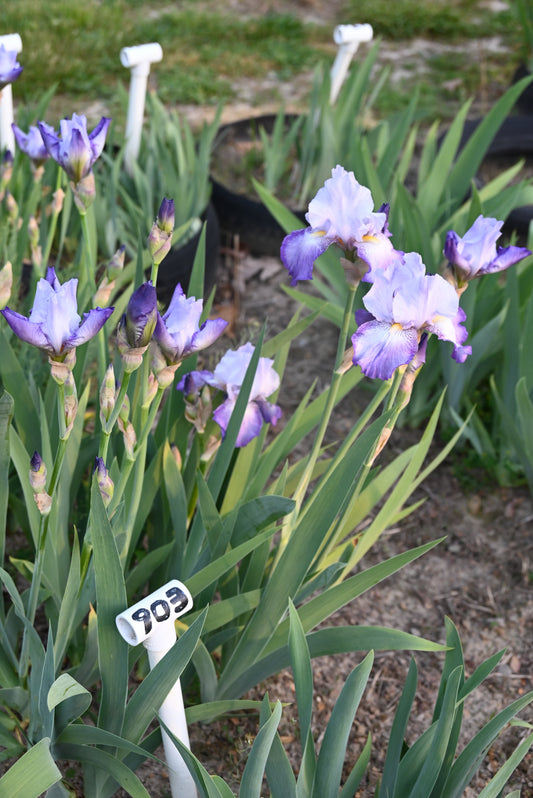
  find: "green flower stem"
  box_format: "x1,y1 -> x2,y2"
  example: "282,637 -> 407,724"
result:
275,281 -> 358,559
20,425 -> 69,678
41,166 -> 63,271
79,210 -> 97,307
150,259 -> 159,287
292,281 -> 357,506
98,371 -> 132,461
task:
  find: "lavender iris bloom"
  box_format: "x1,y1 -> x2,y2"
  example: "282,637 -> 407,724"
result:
177,343 -> 282,447
1,266 -> 113,359
0,45 -> 23,90
12,123 -> 52,166
154,284 -> 227,364
352,252 -> 471,380
444,215 -> 531,286
280,165 -> 393,285
38,113 -> 111,184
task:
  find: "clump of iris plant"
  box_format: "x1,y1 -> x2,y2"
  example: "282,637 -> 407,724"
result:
178,343 -> 282,447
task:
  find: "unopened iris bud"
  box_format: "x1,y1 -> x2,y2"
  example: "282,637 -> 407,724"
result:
93,275 -> 114,308
51,187 -> 65,217
142,372 -> 158,408
0,150 -> 13,198
5,192 -> 18,225
124,282 -> 157,348
107,245 -> 126,280
29,451 -> 48,492
30,451 -> 52,515
170,443 -> 182,470
28,216 -> 42,271
99,364 -> 116,424
148,198 -> 175,266
0,261 -> 13,309
94,457 -> 114,507
118,420 -> 136,460
63,370 -> 78,439
118,391 -> 130,425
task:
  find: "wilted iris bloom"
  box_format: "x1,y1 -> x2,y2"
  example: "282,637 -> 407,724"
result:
177,343 -> 282,447
12,123 -> 51,167
444,215 -> 531,289
0,45 -> 23,90
352,252 -> 471,380
38,113 -> 110,185
1,266 -> 113,360
280,165 -> 392,285
153,283 -> 227,364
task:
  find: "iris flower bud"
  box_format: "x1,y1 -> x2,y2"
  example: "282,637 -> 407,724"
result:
148,198 -> 175,266
94,457 -> 114,507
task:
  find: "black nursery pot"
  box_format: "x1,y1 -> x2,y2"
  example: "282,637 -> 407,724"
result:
154,201 -> 220,305
210,114 -> 307,258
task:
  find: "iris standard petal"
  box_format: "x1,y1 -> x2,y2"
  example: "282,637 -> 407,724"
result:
280,227 -> 332,285
352,320 -> 419,380
63,126 -> 93,183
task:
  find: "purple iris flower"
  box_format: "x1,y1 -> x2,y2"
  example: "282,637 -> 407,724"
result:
1,266 -> 113,360
38,113 -> 111,184
0,45 -> 23,90
177,343 -> 282,447
12,123 -> 51,166
444,215 -> 531,286
352,252 -> 471,380
280,165 -> 392,285
154,283 -> 228,364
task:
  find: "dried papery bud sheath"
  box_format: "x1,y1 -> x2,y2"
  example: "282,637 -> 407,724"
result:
94,457 -> 114,507
151,342 -> 180,388
49,349 -> 77,385
99,364 -> 116,424
0,261 -> 13,309
28,216 -> 42,271
148,198 -> 175,266
71,171 -> 96,215
119,420 -> 136,461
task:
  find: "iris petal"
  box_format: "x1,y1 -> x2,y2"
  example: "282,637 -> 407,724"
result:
352,321 -> 419,380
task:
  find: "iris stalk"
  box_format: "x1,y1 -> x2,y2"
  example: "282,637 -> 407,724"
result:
275,280 -> 358,560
